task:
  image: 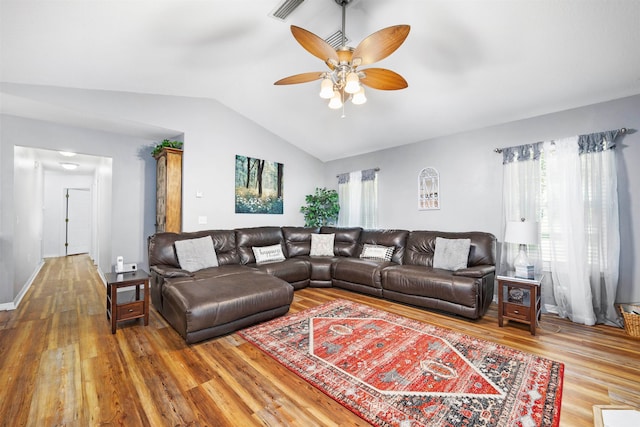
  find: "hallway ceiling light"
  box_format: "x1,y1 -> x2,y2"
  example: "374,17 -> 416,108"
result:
59,151 -> 77,157
60,162 -> 79,170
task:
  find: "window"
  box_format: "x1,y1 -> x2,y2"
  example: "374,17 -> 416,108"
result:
337,168 -> 378,228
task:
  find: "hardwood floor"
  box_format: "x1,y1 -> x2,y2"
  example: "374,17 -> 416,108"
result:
0,255 -> 638,426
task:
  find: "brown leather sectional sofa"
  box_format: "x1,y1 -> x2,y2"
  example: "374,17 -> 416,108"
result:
148,226 -> 496,343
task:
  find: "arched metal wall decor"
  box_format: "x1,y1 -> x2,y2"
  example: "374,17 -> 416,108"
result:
418,167 -> 440,210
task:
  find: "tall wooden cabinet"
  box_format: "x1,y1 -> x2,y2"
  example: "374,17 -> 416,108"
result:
154,147 -> 182,233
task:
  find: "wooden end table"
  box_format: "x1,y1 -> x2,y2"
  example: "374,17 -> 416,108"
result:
497,272 -> 543,335
105,270 -> 150,334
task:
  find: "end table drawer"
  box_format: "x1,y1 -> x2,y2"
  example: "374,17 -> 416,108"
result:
117,301 -> 145,320
505,303 -> 530,321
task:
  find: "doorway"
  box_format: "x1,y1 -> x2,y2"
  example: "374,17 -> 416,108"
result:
65,188 -> 92,255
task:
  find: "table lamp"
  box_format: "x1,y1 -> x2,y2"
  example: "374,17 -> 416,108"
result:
504,218 -> 538,279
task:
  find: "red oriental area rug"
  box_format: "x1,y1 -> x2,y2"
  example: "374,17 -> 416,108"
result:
238,300 -> 563,427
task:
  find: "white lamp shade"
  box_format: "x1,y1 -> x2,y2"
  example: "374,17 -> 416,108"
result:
351,86 -> 367,105
319,78 -> 334,99
504,220 -> 538,245
328,92 -> 343,109
344,72 -> 360,94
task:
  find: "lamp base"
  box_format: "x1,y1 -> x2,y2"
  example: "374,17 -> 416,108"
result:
513,244 -> 534,279
515,265 -> 535,279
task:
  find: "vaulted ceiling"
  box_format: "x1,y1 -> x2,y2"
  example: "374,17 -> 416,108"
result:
2,0 -> 639,161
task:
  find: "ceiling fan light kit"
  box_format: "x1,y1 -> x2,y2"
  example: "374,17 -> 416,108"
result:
275,0 -> 409,112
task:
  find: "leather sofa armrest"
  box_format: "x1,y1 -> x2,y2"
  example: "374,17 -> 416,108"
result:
150,265 -> 193,278
453,265 -> 496,278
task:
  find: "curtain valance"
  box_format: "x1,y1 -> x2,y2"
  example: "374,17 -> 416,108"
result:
502,142 -> 543,164
501,129 -> 623,164
337,168 -> 378,183
577,130 -> 618,154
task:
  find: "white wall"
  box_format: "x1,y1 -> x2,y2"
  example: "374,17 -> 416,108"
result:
324,95 -> 640,303
95,157 -> 113,275
12,146 -> 44,299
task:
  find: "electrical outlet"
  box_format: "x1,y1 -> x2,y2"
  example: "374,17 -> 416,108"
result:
198,216 -> 207,225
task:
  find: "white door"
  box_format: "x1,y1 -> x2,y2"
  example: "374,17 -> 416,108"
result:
66,188 -> 92,255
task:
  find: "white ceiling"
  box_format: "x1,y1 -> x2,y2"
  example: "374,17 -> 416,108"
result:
2,0 -> 639,162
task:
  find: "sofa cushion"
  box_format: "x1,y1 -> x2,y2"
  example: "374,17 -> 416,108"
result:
382,265 -> 478,308
148,230 -> 240,267
403,231 -> 496,268
236,227 -> 285,264
162,271 -> 293,341
282,226 -> 319,257
359,244 -> 394,262
320,226 -> 362,257
174,236 -> 219,272
332,257 -> 394,289
310,233 -> 335,256
252,244 -> 286,264
432,237 -> 470,271
253,258 -> 311,288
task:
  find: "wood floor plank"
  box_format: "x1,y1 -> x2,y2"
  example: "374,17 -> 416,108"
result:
1,255 -> 639,427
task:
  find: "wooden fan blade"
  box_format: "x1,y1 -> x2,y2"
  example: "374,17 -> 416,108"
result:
360,68 -> 408,90
291,26 -> 339,63
352,25 -> 410,67
274,72 -> 324,85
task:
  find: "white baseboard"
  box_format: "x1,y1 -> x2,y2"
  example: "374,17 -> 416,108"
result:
0,261 -> 45,311
97,267 -> 107,287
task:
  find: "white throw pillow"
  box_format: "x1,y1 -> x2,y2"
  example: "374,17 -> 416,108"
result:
310,233 -> 335,256
174,236 -> 218,272
432,237 -> 471,271
252,244 -> 286,264
359,244 -> 394,262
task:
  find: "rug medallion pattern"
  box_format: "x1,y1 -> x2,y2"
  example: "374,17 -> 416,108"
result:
239,300 -> 563,427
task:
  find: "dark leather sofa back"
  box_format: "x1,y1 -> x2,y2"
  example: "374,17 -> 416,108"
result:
357,229 -> 410,264
404,231 -> 496,267
235,226 -> 286,264
148,230 -> 240,267
282,226 -> 320,257
320,226 -> 362,257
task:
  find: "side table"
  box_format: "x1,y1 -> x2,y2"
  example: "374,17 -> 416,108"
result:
497,272 -> 543,335
105,270 -> 150,334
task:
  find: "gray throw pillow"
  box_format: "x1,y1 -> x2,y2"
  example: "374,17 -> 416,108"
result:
432,237 -> 471,271
310,233 -> 335,256
174,236 -> 219,272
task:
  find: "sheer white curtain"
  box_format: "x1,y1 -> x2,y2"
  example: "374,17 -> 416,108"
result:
502,131 -> 621,326
582,139 -> 620,325
500,143 -> 543,275
544,137 -> 596,325
337,169 -> 378,228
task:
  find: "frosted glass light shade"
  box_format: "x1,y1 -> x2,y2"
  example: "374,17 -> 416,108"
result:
344,72 -> 360,94
351,86 -> 366,105
328,92 -> 343,109
319,78 -> 334,99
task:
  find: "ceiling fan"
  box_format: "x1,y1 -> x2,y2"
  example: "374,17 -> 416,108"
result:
274,0 -> 410,110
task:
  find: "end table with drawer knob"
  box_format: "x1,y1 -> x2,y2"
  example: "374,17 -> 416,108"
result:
105,270 -> 150,334
497,272 -> 543,335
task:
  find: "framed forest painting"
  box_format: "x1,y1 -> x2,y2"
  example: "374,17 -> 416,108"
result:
235,155 -> 283,214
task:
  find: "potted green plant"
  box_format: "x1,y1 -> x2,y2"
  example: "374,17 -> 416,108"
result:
151,139 -> 183,157
300,187 -> 340,227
